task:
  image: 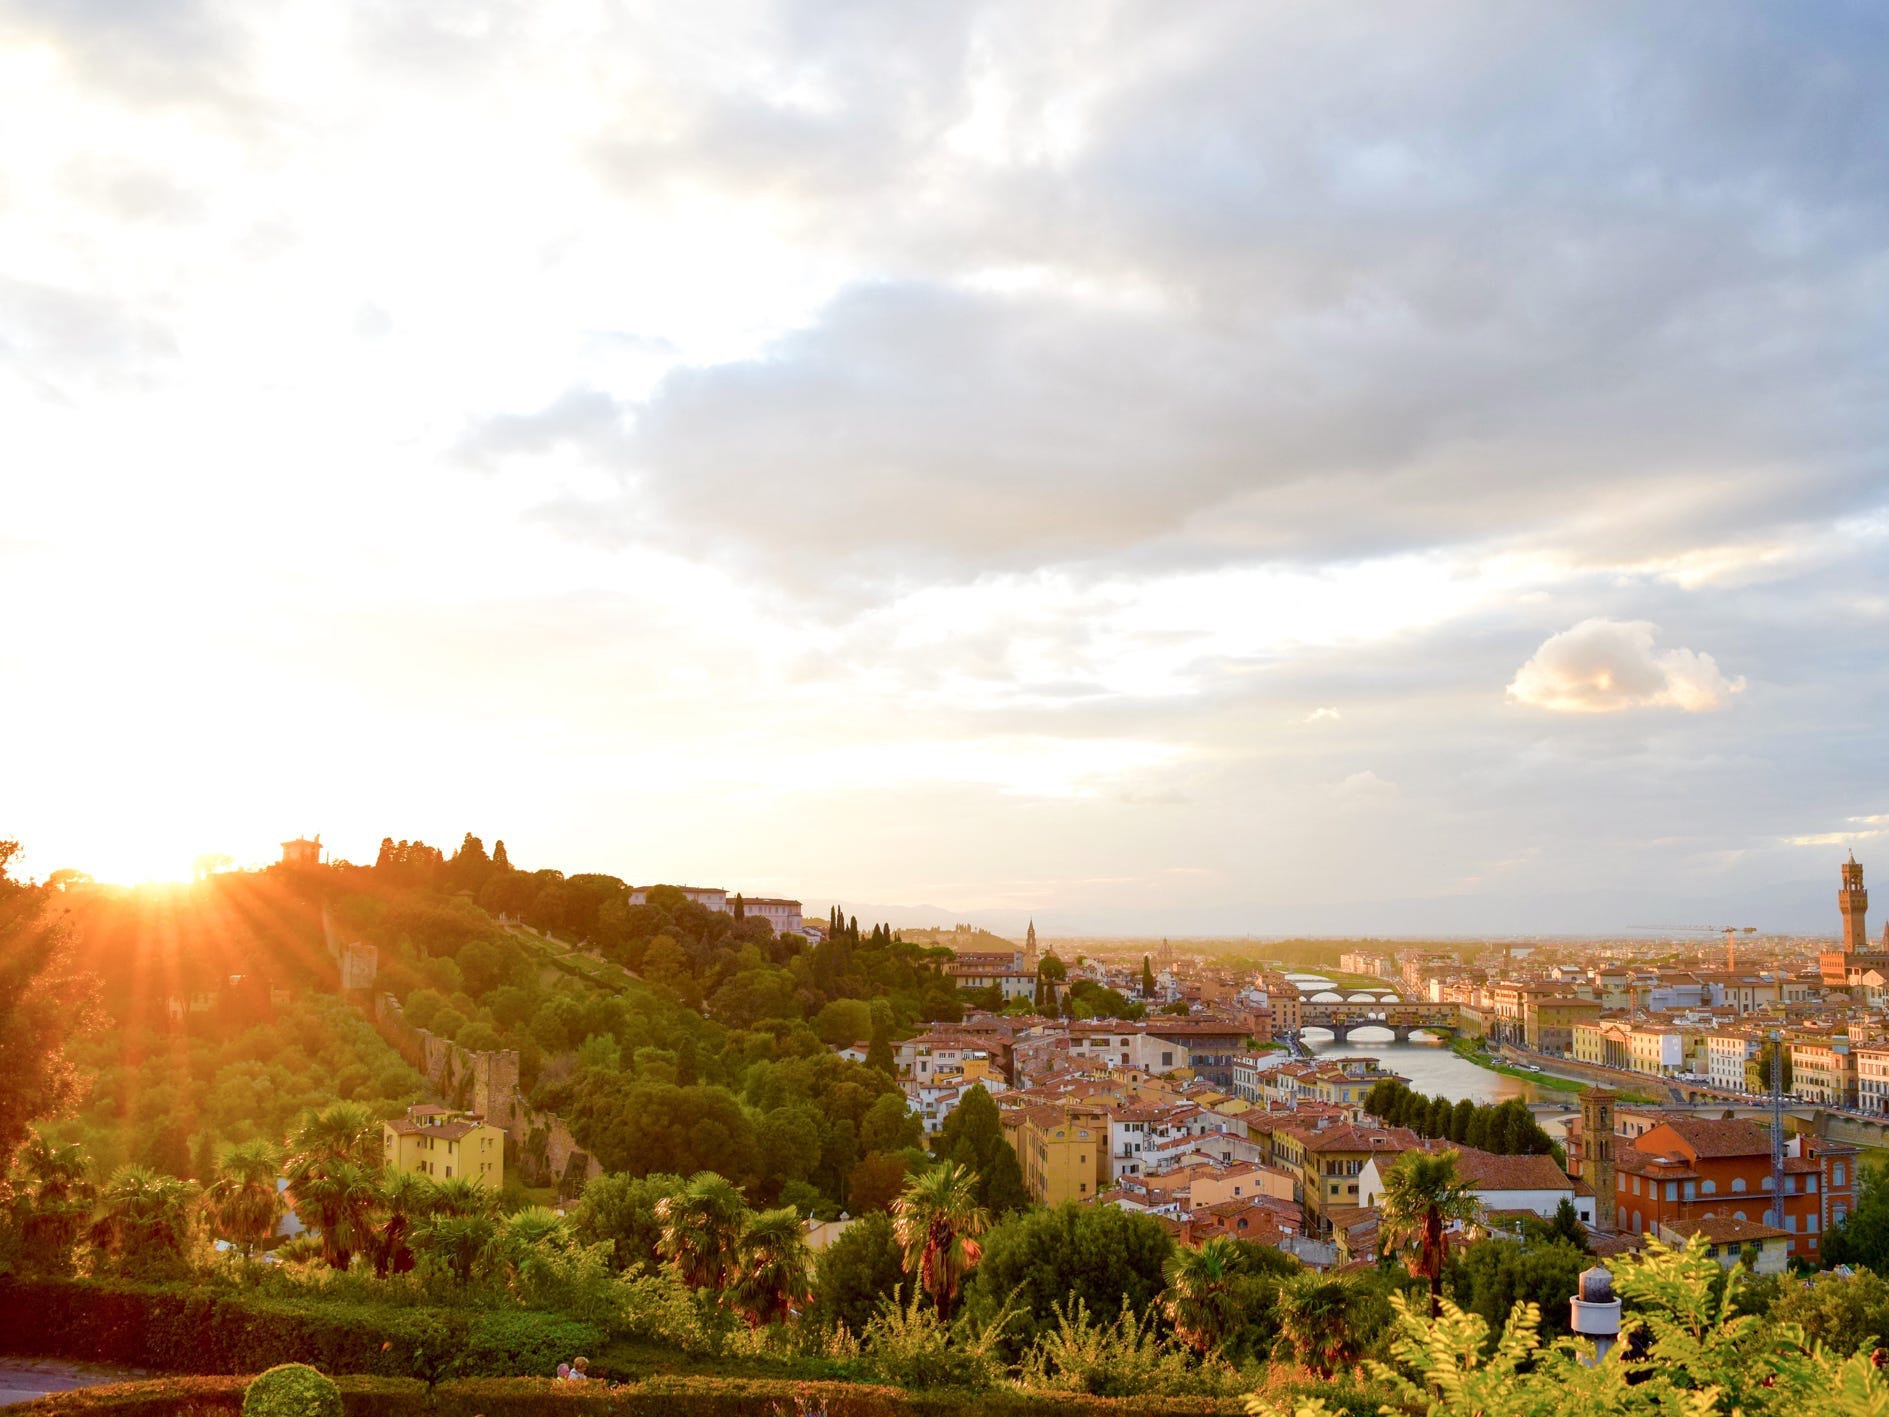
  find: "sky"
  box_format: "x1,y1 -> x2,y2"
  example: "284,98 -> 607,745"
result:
2,1 -> 1886,933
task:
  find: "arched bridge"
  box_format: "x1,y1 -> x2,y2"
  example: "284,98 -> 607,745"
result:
1296,1001 -> 1460,1043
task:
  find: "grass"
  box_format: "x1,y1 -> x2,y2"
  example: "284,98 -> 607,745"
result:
1448,1036 -> 1588,1093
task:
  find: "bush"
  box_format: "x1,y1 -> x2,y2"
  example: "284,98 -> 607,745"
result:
0,1278 -> 599,1382
243,1366 -> 342,1417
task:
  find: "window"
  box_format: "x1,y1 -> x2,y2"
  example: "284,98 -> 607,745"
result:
1701,1180 -> 1716,1196
1665,1182 -> 1678,1202
1836,1162 -> 1848,1186
1732,1177 -> 1747,1193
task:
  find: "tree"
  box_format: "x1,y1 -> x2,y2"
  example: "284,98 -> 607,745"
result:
1273,1271 -> 1383,1380
283,1103 -> 381,1269
8,1131 -> 95,1274
847,1152 -> 911,1214
1161,1235 -> 1244,1354
1378,1148 -> 1480,1318
866,1013 -> 895,1077
1771,1268 -> 1889,1355
1826,1158 -> 1889,1271
654,1171 -> 749,1290
1448,1236 -> 1587,1340
891,1162 -> 989,1321
202,1139 -> 283,1259
567,1171 -> 683,1272
810,1211 -> 906,1334
731,1205 -> 813,1327
1141,956 -> 1157,999
0,889 -> 104,1192
361,1168 -> 432,1278
961,1202 -> 1174,1357
89,1165 -> 198,1276
411,1207 -> 499,1285
491,840 -> 512,873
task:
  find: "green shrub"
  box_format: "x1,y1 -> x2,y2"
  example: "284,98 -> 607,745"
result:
243,1366 -> 342,1417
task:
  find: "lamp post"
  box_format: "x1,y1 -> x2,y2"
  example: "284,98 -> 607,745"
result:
1570,1264 -> 1621,1364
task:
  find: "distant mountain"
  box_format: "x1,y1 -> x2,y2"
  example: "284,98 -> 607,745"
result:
810,877 -> 1844,941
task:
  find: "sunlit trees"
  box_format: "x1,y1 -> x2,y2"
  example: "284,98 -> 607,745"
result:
362,1168 -> 431,1277
1378,1149 -> 1480,1318
284,1103 -> 382,1270
8,1130 -> 95,1274
89,1165 -> 198,1275
654,1171 -> 749,1289
891,1162 -> 989,1320
933,1085 -> 1029,1216
731,1206 -> 813,1328
0,877 -> 103,1190
1161,1236 -> 1243,1355
202,1139 -> 283,1259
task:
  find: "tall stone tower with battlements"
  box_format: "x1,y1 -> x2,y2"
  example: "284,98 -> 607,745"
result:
1823,854 -> 1889,989
1842,852 -> 1869,952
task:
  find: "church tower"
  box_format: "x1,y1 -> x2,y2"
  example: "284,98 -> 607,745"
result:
1579,1088 -> 1617,1229
1842,853 -> 1869,953
1024,919 -> 1038,971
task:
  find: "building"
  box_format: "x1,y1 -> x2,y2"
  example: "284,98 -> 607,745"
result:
1578,1089 -> 1618,1229
630,884 -> 728,911
1610,1116 -> 1855,1262
739,896 -> 806,935
1007,1105 -> 1106,1206
382,1104 -> 505,1188
1656,1216 -> 1789,1274
1706,1034 -> 1759,1093
1821,855 -> 1889,991
1299,1124 -> 1423,1228
280,836 -> 323,867
1790,1036 -> 1858,1109
1360,1145 -> 1593,1225
1858,1045 -> 1889,1116
1524,995 -> 1603,1056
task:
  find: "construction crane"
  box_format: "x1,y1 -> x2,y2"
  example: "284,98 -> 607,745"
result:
1627,924 -> 1758,972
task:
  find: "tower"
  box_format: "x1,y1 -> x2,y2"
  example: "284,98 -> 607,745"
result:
1842,853 -> 1868,953
1579,1087 -> 1617,1230
1024,919 -> 1038,972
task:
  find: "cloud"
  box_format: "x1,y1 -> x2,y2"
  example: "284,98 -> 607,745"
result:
1506,619 -> 1745,713
1306,707 -> 1342,723
1334,770 -> 1399,800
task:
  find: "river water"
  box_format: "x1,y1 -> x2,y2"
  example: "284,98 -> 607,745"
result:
1302,1035 -> 1540,1105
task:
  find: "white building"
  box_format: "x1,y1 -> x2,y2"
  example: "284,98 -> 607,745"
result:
1707,1034 -> 1759,1093
1857,1046 -> 1889,1116
1360,1147 -> 1592,1225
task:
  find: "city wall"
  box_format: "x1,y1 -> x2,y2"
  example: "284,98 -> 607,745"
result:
375,993 -> 603,1191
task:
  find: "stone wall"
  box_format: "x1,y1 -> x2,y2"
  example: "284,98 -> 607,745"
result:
375,993 -> 603,1191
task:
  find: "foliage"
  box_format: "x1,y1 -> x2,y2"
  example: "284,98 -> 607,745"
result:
88,1166 -> 200,1278
0,884 -> 104,1191
241,1364 -> 341,1417
1362,1081 -> 1555,1157
960,1202 -> 1174,1359
566,1171 -> 683,1273
1250,1236 -> 1889,1417
730,1206 -> 813,1328
1376,1150 -> 1480,1318
1446,1237 -> 1588,1340
890,1164 -> 988,1322
202,1140 -> 284,1260
853,1290 -> 1006,1392
930,1088 -> 1028,1216
1768,1267 -> 1889,1355
1271,1272 -> 1389,1381
1825,1157 -> 1889,1271
1021,1297 -> 1243,1398
6,1130 -> 96,1274
810,1213 -> 907,1337
656,1172 -> 750,1290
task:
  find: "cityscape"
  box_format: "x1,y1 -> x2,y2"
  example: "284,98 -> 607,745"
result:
4,2 -> 1889,1415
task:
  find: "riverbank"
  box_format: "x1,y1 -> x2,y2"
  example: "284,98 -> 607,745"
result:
1447,1036 -> 1589,1094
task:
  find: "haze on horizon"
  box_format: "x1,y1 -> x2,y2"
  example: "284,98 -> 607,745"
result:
2,3 -> 1885,934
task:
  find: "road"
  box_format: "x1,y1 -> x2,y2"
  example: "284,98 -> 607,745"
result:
0,1360 -> 147,1408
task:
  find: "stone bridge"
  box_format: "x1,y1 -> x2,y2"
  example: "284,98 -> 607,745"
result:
1296,1001 -> 1461,1043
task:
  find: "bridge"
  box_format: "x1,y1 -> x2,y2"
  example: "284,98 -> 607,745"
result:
1295,1001 -> 1460,1043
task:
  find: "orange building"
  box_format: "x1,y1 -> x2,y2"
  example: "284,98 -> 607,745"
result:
1612,1116 -> 1855,1262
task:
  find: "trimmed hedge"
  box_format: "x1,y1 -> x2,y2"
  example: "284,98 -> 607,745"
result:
0,1279 -> 598,1382
9,1376 -> 1248,1417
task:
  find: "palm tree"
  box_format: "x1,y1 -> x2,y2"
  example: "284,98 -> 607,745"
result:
411,1210 -> 500,1285
89,1165 -> 198,1275
283,1103 -> 382,1270
1161,1236 -> 1243,1355
201,1139 -> 283,1259
363,1168 -> 433,1277
654,1172 -> 749,1290
1377,1148 -> 1480,1318
890,1162 -> 989,1321
730,1206 -> 813,1328
12,1131 -> 95,1274
1274,1272 -> 1368,1379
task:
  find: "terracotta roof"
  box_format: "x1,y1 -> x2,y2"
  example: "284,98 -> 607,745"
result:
1303,1125 -> 1422,1156
386,1120 -> 481,1140
1451,1150 -> 1577,1193
1656,1117 -> 1772,1158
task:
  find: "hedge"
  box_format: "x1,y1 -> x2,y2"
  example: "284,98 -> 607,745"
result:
8,1376 -> 1249,1417
0,1279 -> 598,1383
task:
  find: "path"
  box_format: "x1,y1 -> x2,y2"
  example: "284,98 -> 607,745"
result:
0,1360 -> 147,1408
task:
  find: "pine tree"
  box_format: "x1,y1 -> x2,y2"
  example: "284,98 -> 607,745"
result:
491,840 -> 511,872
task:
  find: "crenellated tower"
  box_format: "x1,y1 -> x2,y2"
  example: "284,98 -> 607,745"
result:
1842,852 -> 1869,952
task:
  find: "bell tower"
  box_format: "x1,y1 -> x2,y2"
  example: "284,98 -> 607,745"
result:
1842,853 -> 1869,953
1580,1087 -> 1617,1230
1024,919 -> 1039,972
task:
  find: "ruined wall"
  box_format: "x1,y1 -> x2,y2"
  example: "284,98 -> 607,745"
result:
375,993 -> 602,1191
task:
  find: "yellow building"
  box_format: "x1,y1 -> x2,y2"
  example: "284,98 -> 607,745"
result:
383,1104 -> 505,1188
1524,996 -> 1602,1056
1006,1105 -> 1105,1206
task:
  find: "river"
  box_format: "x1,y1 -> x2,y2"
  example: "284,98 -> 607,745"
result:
1301,1035 -> 1541,1105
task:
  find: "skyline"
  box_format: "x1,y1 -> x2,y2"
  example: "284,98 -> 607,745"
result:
3,3 -> 1886,927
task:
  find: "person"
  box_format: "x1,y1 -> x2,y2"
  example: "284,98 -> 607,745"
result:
568,1357 -> 589,1382
556,1363 -> 571,1380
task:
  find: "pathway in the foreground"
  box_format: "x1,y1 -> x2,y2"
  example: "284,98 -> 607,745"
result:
0,1360 -> 148,1407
